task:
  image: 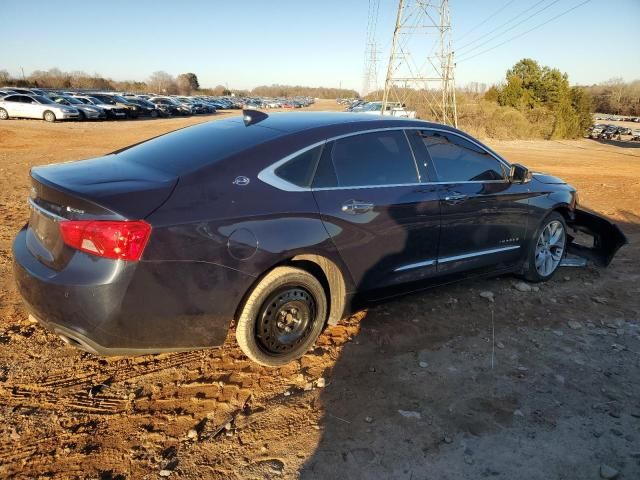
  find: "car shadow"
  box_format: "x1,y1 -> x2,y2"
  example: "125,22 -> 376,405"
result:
593,138 -> 640,149
299,201 -> 637,478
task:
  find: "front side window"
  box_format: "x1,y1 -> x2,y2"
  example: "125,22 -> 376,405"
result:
313,130 -> 418,188
420,130 -> 506,182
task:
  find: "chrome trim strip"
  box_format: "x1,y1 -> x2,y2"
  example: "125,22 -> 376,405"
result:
27,198 -> 64,222
393,245 -> 520,273
403,129 -> 422,182
394,259 -> 436,272
438,245 -> 520,264
257,126 -> 511,192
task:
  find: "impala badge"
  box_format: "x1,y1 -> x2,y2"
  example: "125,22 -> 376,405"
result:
233,176 -> 250,186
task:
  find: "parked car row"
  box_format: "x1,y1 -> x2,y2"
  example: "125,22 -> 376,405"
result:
0,86 -> 315,122
595,114 -> 640,123
244,96 -> 314,109
586,123 -> 635,140
0,87 -> 241,122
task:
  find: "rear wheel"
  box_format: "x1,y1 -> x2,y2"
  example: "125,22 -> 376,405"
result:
43,111 -> 56,123
523,212 -> 567,282
236,266 -> 327,366
0,108 -> 8,120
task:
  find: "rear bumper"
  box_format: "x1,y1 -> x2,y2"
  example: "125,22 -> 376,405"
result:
13,227 -> 254,355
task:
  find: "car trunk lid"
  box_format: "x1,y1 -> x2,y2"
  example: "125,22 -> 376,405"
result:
27,156 -> 177,270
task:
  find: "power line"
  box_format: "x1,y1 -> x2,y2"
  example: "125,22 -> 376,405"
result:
457,0 -> 592,63
457,0 -> 562,56
455,0 -> 517,42
456,0 -> 548,52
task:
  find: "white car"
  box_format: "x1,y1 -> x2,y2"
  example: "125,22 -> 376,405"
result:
358,101 -> 417,118
0,94 -> 80,122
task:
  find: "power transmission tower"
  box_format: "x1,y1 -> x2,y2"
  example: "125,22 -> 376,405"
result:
381,0 -> 457,127
362,41 -> 381,98
362,0 -> 381,98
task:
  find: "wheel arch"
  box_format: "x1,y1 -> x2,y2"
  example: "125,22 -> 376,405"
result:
289,253 -> 348,326
551,203 -> 574,224
234,253 -> 350,327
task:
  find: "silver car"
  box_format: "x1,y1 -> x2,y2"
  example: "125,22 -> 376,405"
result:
50,95 -> 106,120
0,94 -> 80,122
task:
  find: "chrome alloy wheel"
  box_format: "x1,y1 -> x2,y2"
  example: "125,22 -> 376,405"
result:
535,220 -> 565,276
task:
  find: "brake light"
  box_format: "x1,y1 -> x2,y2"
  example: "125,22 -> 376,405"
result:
59,220 -> 152,261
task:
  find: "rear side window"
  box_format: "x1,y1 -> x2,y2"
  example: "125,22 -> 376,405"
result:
313,130 -> 418,188
420,131 -> 506,182
274,146 -> 322,188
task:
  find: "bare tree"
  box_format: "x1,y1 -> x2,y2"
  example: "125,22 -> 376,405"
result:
147,71 -> 177,94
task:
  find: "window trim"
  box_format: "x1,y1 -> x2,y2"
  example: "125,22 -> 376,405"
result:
418,129 -> 509,184
257,126 -> 511,192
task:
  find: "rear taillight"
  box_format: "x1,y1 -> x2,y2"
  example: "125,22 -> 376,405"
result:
59,220 -> 152,261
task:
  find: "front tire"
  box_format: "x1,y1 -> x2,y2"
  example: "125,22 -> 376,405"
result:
43,111 -> 56,122
523,212 -> 567,282
236,266 -> 327,366
0,108 -> 8,120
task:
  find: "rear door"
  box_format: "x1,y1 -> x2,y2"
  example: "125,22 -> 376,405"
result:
3,95 -> 26,117
408,129 -> 531,274
311,129 -> 441,291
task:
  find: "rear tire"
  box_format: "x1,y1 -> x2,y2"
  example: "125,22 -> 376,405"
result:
0,108 -> 8,120
43,111 -> 56,122
236,266 -> 327,367
523,212 -> 567,283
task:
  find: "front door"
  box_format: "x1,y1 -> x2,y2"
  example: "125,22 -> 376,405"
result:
407,129 -> 531,274
312,129 -> 441,291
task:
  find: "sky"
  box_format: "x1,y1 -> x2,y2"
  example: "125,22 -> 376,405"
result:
1,0 -> 639,93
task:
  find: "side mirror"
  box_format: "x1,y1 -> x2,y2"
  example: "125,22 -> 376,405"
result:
509,163 -> 532,183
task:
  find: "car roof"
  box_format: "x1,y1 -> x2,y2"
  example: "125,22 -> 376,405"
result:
241,111 -> 444,134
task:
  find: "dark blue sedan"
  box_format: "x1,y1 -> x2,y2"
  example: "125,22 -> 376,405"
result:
13,111 -> 626,365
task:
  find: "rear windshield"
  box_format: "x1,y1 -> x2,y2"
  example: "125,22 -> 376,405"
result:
116,118 -> 285,175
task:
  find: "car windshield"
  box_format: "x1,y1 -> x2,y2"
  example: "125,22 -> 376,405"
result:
64,97 -> 83,104
364,103 -> 382,111
34,95 -> 55,105
96,96 -> 116,105
112,95 -> 129,103
87,97 -> 105,105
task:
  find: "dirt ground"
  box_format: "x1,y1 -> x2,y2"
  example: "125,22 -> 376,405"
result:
1,100 -> 639,479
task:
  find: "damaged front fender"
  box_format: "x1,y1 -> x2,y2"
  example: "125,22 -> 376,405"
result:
566,208 -> 627,267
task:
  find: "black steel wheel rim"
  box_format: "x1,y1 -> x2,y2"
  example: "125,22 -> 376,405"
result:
256,286 -> 316,355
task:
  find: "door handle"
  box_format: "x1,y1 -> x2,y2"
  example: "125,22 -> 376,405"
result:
443,192 -> 467,204
341,200 -> 374,214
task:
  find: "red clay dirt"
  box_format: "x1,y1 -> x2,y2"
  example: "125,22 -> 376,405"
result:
0,102 -> 639,479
